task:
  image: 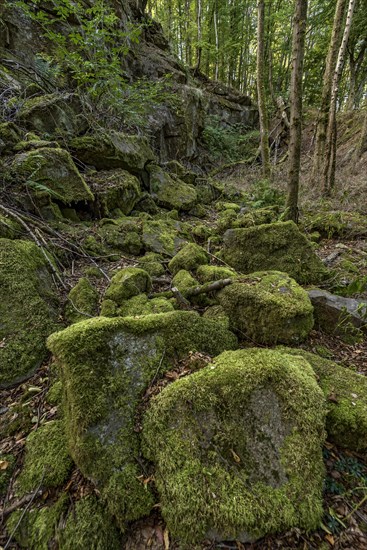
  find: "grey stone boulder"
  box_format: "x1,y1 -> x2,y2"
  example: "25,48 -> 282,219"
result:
87,169 -> 141,217
221,221 -> 328,285
308,288 -> 367,338
143,348 -> 325,544
148,164 -> 198,211
47,311 -> 238,529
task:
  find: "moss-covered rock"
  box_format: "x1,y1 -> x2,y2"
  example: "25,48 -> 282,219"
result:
16,92 -> 86,136
47,312 -> 237,527
172,269 -> 198,295
88,169 -> 141,217
17,421 -> 72,494
11,147 -> 94,205
302,210 -> 367,239
137,252 -> 165,277
148,164 -> 198,211
98,220 -> 143,256
143,348 -> 326,544
164,159 -> 197,185
0,212 -> 22,239
65,278 -> 99,324
202,305 -> 230,328
105,267 -> 151,305
221,221 -> 328,284
118,294 -> 174,317
69,132 -> 155,174
0,239 -> 60,387
280,348 -> 367,451
58,495 -> 121,549
142,219 -> 187,256
196,264 -> 237,282
218,271 -> 314,344
168,242 -> 209,275
216,208 -> 238,233
0,121 -> 22,153
6,495 -> 68,549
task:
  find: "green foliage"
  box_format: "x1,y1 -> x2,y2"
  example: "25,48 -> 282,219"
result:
202,116 -> 258,163
251,179 -> 285,208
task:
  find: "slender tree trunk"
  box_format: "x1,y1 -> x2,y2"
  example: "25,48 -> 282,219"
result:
355,103 -> 367,159
214,0 -> 219,80
322,0 -> 356,194
312,0 -> 347,182
195,0 -> 202,72
285,0 -> 308,223
256,0 -> 271,179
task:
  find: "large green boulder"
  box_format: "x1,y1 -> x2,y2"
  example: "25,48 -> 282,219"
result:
221,221 -> 328,284
47,311 -> 237,528
88,169 -> 141,217
143,348 -> 326,544
148,164 -> 198,211
69,132 -> 155,175
142,219 -> 187,256
280,348 -> 367,451
0,239 -> 60,387
11,147 -> 94,205
218,271 -> 314,344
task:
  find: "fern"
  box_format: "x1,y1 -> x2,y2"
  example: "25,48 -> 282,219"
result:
26,180 -> 65,203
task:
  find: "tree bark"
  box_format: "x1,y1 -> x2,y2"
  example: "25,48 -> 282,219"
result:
256,0 -> 271,180
312,0 -> 347,183
285,0 -> 308,223
322,0 -> 356,194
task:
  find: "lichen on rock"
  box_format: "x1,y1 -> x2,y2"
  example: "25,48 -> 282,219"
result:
142,348 -> 326,544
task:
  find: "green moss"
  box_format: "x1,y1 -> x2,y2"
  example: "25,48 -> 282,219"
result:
142,219 -> 187,257
143,348 -> 325,544
47,312 -> 237,526
0,213 -> 22,239
168,243 -> 209,275
202,305 -> 230,328
65,278 -> 99,324
7,495 -> 68,549
17,420 -> 72,493
89,169 -> 141,217
303,210 -> 367,239
59,495 -> 121,549
192,223 -> 212,239
221,221 -> 329,285
148,164 -> 198,211
105,268 -> 151,305
0,239 -> 60,387
218,271 -> 314,344
118,294 -> 174,317
100,299 -> 118,317
46,380 -> 63,406
83,266 -> 105,279
11,147 -> 94,204
216,202 -> 241,212
196,265 -> 237,282
172,270 -> 198,294
233,207 -> 279,228
279,348 -> 367,451
0,454 -> 16,496
216,209 -> 238,233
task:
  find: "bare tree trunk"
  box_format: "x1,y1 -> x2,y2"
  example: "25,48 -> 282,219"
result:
355,103 -> 367,159
256,0 -> 271,179
285,0 -> 308,223
214,0 -> 219,80
194,0 -> 202,72
322,0 -> 356,194
312,0 -> 347,183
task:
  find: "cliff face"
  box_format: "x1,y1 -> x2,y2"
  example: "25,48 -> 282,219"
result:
0,0 -> 257,164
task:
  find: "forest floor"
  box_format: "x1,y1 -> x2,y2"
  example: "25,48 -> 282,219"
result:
1,112 -> 367,549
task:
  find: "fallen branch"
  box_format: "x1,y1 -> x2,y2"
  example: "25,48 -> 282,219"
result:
185,278 -> 233,297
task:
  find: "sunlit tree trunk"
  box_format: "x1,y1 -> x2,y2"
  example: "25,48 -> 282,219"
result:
256,0 -> 271,179
322,0 -> 356,194
312,0 -> 347,183
285,0 -> 308,223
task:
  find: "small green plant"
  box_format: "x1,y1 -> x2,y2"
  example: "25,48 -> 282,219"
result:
251,179 -> 285,208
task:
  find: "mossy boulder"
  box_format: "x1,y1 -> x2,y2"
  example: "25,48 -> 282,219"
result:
104,267 -> 152,305
280,348 -> 367,451
17,421 -> 72,494
58,495 -> 121,549
69,132 -> 155,175
88,169 -> 141,217
218,271 -> 314,344
196,264 -> 237,282
0,239 -> 60,387
302,210 -> 367,239
16,92 -> 86,136
148,164 -> 198,211
143,348 -> 326,544
0,121 -> 22,153
47,312 -> 237,528
118,294 -> 174,317
11,147 -> 94,205
221,221 -> 328,284
202,305 -> 230,328
137,252 -> 165,277
168,242 -> 209,275
6,495 -> 68,550
142,219 -> 187,256
98,222 -> 143,256
65,278 -> 99,324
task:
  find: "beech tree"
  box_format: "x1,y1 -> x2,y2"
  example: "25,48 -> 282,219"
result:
285,0 -> 308,223
256,0 -> 271,179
